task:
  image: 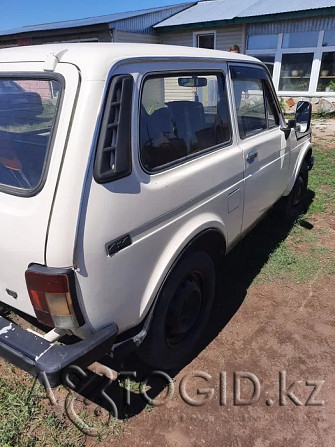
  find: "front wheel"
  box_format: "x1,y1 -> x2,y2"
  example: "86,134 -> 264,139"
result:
279,160 -> 309,220
137,250 -> 216,370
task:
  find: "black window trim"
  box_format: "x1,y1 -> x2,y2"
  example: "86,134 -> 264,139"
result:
229,63 -> 283,141
94,74 -> 133,184
0,72 -> 65,198
263,79 -> 280,130
138,69 -> 233,175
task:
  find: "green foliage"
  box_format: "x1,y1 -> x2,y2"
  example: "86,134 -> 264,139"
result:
313,109 -> 335,119
279,97 -> 286,113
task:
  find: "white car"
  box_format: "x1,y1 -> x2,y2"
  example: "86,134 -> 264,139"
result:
0,43 -> 313,387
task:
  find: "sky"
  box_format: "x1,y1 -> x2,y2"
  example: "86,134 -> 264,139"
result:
0,0 -> 190,32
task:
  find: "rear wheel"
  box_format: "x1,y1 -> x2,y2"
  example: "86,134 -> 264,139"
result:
137,250 -> 216,370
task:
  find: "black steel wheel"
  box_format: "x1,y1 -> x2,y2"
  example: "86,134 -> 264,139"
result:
137,249 -> 216,370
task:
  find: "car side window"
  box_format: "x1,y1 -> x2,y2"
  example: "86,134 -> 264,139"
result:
230,65 -> 279,139
140,72 -> 231,172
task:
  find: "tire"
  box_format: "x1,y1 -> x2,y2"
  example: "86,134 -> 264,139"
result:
279,160 -> 309,220
137,249 -> 216,370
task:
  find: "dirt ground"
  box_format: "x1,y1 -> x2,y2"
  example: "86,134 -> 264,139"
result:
2,119 -> 335,447
312,118 -> 335,152
114,277 -> 335,447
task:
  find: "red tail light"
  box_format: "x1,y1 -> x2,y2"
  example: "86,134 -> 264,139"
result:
25,266 -> 81,329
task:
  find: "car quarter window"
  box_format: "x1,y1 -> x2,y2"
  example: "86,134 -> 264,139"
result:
0,77 -> 62,193
139,72 -> 231,172
230,65 -> 280,139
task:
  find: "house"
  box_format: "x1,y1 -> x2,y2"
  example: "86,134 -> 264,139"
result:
1,0 -> 334,111
155,0 -> 335,112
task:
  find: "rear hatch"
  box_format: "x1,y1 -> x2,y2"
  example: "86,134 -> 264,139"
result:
0,61 -> 79,317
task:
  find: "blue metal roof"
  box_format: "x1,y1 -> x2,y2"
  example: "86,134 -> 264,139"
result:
240,0 -> 335,17
0,3 -> 194,36
154,0 -> 335,28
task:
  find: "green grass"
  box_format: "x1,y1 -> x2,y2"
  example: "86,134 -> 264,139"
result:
257,130 -> 335,284
258,238 -> 335,284
308,147 -> 335,215
0,368 -> 87,447
0,377 -> 39,446
0,358 -> 131,446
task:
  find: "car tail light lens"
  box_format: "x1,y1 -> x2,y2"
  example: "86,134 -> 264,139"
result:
25,267 -> 80,329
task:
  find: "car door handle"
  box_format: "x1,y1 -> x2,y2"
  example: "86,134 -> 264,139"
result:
246,150 -> 258,163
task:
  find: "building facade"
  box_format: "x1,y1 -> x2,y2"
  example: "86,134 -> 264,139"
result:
155,1 -> 335,112
245,19 -> 335,113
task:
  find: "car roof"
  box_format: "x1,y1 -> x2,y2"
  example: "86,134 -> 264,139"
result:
0,43 -> 260,81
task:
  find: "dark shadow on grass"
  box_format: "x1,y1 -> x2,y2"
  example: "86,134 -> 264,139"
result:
58,190 -> 316,421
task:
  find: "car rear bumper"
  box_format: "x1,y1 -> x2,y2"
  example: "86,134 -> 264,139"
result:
0,315 -> 118,388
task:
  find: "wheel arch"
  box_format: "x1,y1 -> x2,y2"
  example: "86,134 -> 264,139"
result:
139,219 -> 227,320
283,143 -> 313,196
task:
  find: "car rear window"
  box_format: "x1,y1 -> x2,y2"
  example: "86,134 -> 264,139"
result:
0,77 -> 62,194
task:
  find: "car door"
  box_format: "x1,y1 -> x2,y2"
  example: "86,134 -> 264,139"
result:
0,62 -> 80,316
229,64 -> 290,232
76,59 -> 246,332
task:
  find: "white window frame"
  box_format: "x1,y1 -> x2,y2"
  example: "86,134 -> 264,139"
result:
193,30 -> 217,50
246,30 -> 335,97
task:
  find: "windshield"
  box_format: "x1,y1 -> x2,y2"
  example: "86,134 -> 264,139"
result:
0,77 -> 61,193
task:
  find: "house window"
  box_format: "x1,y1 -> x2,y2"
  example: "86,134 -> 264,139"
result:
282,31 -> 318,49
279,53 -> 314,92
247,29 -> 335,95
317,52 -> 335,92
247,34 -> 278,50
249,54 -> 275,75
246,35 -> 279,85
194,32 -> 215,49
323,30 -> 335,47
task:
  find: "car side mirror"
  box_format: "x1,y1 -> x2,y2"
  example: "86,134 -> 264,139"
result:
295,101 -> 312,134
